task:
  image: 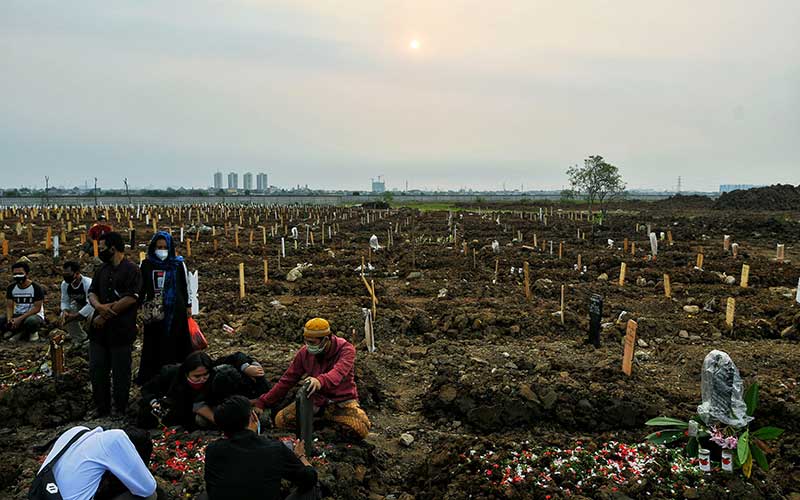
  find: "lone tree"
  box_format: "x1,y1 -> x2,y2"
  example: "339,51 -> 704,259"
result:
566,155 -> 626,219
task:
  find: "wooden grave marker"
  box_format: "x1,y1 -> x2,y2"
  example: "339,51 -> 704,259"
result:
726,297 -> 735,330
740,264 -> 750,288
622,319 -> 637,376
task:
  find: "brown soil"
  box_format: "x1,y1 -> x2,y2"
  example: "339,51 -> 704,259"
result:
0,201 -> 798,499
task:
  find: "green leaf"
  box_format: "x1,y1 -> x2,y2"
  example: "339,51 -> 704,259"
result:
686,436 -> 699,458
744,383 -> 759,416
751,443 -> 769,472
738,430 -> 750,465
645,417 -> 689,428
751,426 -> 784,440
645,429 -> 686,444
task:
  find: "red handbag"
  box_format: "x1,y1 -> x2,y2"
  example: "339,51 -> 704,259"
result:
188,317 -> 208,351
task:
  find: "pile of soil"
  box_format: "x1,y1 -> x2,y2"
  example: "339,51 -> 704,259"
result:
715,184 -> 800,211
653,194 -> 715,210
1,202 -> 799,498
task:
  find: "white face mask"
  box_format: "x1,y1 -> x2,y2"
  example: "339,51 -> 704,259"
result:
155,249 -> 169,261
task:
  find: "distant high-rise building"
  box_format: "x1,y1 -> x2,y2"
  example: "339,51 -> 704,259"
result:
256,173 -> 268,191
213,172 -> 223,190
371,176 -> 385,193
243,172 -> 253,191
227,172 -> 238,190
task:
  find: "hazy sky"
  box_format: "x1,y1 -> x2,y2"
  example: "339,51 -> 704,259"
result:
2,0 -> 798,192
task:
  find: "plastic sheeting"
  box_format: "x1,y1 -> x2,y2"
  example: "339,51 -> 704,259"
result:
696,350 -> 753,428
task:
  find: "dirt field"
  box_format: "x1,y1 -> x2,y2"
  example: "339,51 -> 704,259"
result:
0,201 -> 798,499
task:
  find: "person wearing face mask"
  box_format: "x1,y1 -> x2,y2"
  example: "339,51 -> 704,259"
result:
136,232 -> 192,385
138,351 -> 270,430
59,261 -> 93,347
252,318 -> 371,439
201,395 -> 319,500
88,232 -> 142,418
1,261 -> 46,342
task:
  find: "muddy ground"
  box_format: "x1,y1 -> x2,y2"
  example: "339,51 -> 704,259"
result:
0,201 -> 798,499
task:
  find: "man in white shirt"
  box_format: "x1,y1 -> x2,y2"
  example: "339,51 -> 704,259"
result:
60,261 -> 93,346
38,426 -> 157,500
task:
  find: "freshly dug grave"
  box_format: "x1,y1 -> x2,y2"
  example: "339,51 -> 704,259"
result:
0,201 -> 798,498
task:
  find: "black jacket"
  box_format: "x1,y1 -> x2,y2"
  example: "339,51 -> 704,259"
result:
139,352 -> 269,429
204,430 -> 317,500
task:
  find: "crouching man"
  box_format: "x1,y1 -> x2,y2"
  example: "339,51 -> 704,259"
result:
33,426 -> 157,500
252,318 -> 371,439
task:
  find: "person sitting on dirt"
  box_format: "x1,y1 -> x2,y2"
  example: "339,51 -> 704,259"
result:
253,317 -> 371,439
1,261 -> 45,342
201,395 -> 319,500
88,231 -> 142,418
83,214 -> 113,253
136,231 -> 193,385
60,260 -> 93,347
35,425 -> 157,500
138,350 -> 270,430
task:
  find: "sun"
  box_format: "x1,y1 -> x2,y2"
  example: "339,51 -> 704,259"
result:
409,39 -> 420,50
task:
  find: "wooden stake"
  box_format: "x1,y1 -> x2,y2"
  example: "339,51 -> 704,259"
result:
618,262 -> 626,286
523,261 -> 531,301
1,240 -> 7,256
663,274 -> 671,298
667,230 -> 673,246
740,264 -> 750,288
577,254 -> 582,271
630,242 -> 635,256
696,253 -> 704,269
371,279 -> 377,319
726,297 -> 735,330
558,242 -> 563,259
264,259 -> 269,284
239,263 -> 245,298
622,319 -> 637,376
93,239 -> 99,258
186,238 -> 192,257
560,284 -> 565,325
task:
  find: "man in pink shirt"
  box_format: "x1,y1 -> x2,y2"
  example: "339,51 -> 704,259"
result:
253,318 -> 371,439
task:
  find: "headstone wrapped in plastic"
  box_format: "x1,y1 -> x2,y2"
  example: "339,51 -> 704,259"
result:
696,350 -> 753,428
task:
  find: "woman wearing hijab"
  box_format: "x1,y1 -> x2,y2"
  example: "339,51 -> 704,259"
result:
138,351 -> 270,429
136,231 -> 192,385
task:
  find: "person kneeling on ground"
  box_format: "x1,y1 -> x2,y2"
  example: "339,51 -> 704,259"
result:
59,260 -> 93,347
34,426 -> 157,500
1,261 -> 45,342
139,351 -> 270,430
253,317 -> 371,439
202,395 -> 319,500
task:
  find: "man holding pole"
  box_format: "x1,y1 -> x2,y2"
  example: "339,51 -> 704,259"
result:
252,318 -> 371,439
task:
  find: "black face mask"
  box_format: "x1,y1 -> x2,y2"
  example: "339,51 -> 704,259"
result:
63,274 -> 76,283
99,247 -> 114,263
13,274 -> 26,284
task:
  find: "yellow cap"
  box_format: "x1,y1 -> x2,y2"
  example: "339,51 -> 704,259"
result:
303,317 -> 331,338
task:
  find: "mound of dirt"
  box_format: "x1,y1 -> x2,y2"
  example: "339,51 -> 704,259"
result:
714,184 -> 800,211
653,194 -> 715,209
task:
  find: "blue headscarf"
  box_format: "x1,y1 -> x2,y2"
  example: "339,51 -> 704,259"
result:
146,231 -> 185,330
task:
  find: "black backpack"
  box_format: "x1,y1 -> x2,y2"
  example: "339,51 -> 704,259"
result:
28,429 -> 90,500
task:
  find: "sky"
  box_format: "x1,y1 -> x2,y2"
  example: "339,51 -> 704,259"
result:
1,0 -> 798,192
